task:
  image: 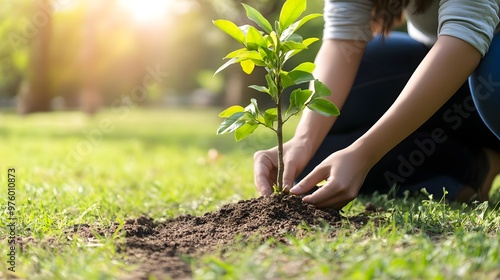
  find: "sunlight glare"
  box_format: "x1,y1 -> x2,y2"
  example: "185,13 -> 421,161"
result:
119,0 -> 174,22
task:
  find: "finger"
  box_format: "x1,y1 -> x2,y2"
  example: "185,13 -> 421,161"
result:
290,166 -> 328,195
254,153 -> 275,196
302,180 -> 355,209
254,166 -> 274,196
282,163 -> 297,193
301,180 -> 335,205
303,194 -> 349,210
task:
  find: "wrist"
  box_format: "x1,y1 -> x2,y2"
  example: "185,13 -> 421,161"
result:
288,136 -> 315,159
349,136 -> 381,169
292,125 -> 331,157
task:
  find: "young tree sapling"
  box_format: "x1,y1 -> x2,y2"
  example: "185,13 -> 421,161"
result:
214,0 -> 339,194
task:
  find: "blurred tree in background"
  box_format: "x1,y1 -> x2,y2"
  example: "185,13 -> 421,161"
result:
0,1 -> 32,103
0,0 -> 324,114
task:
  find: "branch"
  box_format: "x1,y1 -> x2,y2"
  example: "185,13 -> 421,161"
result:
256,120 -> 277,133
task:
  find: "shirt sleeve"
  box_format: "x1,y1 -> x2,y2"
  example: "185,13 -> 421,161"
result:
438,0 -> 500,56
323,0 -> 373,42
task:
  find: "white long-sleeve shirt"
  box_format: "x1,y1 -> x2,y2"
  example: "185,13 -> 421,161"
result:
324,0 -> 500,56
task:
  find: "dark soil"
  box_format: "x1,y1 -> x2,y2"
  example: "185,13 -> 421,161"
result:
71,195 -> 370,280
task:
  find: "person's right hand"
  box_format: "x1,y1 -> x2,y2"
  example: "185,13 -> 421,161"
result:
253,138 -> 313,196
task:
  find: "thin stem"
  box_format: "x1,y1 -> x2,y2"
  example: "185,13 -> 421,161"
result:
257,120 -> 277,133
282,111 -> 300,124
275,55 -> 284,193
271,35 -> 284,194
276,89 -> 284,193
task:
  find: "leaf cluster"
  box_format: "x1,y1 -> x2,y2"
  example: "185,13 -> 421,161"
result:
214,0 -> 339,141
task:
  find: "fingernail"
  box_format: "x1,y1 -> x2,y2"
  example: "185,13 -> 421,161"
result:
290,185 -> 302,194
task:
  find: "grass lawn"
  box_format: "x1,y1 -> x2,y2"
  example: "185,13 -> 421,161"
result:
0,108 -> 499,279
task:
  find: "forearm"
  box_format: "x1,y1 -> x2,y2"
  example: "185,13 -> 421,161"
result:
294,39 -> 367,152
354,35 -> 482,166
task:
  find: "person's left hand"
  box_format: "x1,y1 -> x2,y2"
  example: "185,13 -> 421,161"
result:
290,146 -> 372,209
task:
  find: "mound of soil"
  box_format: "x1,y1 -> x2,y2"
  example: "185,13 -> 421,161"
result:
72,195 -> 362,280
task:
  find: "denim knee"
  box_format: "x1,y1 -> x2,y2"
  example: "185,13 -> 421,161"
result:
469,34 -> 500,139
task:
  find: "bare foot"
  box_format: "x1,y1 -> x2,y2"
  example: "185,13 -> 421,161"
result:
479,148 -> 500,201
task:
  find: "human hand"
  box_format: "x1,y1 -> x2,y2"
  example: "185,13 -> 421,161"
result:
254,139 -> 313,196
290,146 -> 372,209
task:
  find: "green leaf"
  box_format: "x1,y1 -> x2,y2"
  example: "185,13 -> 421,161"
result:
224,48 -> 247,59
280,25 -> 297,41
217,112 -> 246,134
219,105 -> 245,117
215,57 -> 243,75
280,13 -> 322,40
239,25 -> 252,36
280,71 -> 295,89
246,98 -> 260,117
290,88 -> 312,108
279,0 -> 306,31
241,60 -> 255,74
287,88 -> 312,116
302,37 -> 319,46
294,13 -> 322,31
264,108 -> 278,128
265,74 -> 278,101
251,98 -> 259,112
292,62 -> 315,74
307,98 -> 340,117
288,70 -> 315,85
235,122 -> 259,141
284,37 -> 319,61
230,50 -> 263,61
258,47 -> 271,60
312,79 -> 331,98
286,33 -> 303,43
242,4 -> 273,34
282,41 -> 307,52
224,50 -> 266,69
240,111 -> 258,123
249,85 -> 269,93
246,26 -> 267,50
250,59 -> 267,67
270,31 -> 278,48
274,20 -> 281,35
213,20 -> 245,45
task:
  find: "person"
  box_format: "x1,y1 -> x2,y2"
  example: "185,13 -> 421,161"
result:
253,0 -> 500,209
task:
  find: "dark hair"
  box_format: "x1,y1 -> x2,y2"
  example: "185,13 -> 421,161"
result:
371,0 -> 435,35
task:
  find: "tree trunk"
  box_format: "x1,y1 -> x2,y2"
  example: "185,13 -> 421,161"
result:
17,0 -> 52,114
79,0 -> 102,115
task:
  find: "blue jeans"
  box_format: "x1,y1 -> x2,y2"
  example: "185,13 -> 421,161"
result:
470,34 -> 500,140
299,32 -> 500,200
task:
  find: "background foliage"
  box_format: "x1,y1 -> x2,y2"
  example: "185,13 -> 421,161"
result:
0,0 -> 324,110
